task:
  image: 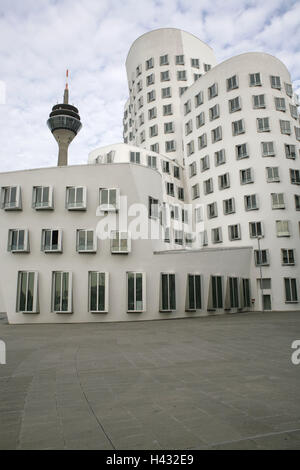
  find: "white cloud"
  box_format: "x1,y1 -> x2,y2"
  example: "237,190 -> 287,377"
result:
0,0 -> 299,172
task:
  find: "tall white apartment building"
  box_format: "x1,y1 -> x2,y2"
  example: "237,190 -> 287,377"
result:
0,28 -> 299,323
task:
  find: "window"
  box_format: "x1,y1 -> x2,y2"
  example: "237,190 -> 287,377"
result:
16,271 -> 38,313
212,227 -> 222,244
232,119 -> 245,135
138,96 -> 143,108
166,182 -> 174,197
295,195 -> 300,211
218,173 -> 230,190
267,167 -> 280,183
290,104 -> 298,119
211,126 -> 222,143
163,104 -> 172,116
111,231 -> 130,254
99,188 -> 120,211
177,70 -> 187,81
290,169 -> 300,185
215,149 -> 226,166
76,230 -> 96,252
174,229 -> 183,245
187,140 -> 194,156
261,141 -> 275,157
162,87 -> 171,98
189,161 -> 197,177
209,104 -> 220,121
285,144 -> 296,161
207,202 -> 217,218
257,117 -> 270,132
1,186 -> 22,210
198,133 -> 207,149
229,96 -> 241,113
249,221 -> 263,238
127,272 -> 146,312
227,75 -> 238,91
244,194 -> 258,211
136,64 -> 142,76
137,80 -> 142,92
147,90 -> 156,102
66,186 -> 86,210
282,249 -> 295,266
164,227 -> 171,243
32,186 -> 53,210
148,196 -> 159,219
162,160 -> 170,173
271,192 -> 285,209
211,276 -> 223,309
236,143 -> 249,159
148,107 -> 157,119
201,155 -> 210,172
252,94 -> 265,109
195,91 -> 204,107
284,278 -> 298,303
199,230 -> 208,246
147,155 -> 157,169
240,168 -> 253,184
179,87 -> 188,96
175,55 -> 184,65
280,120 -> 291,135
139,131 -> 145,143
41,229 -> 62,252
204,178 -> 213,195
146,57 -> 154,69
275,97 -> 286,112
223,198 -> 235,215
165,140 -> 176,152
149,124 -> 158,137
186,274 -> 202,310
254,250 -> 269,266
242,279 -> 251,308
208,83 -> 218,99
249,73 -> 261,86
229,224 -> 241,241
160,54 -> 169,66
164,122 -> 174,134
173,166 -> 180,179
88,272 -> 109,313
196,112 -> 205,128
178,187 -> 184,201
8,229 -> 29,252
184,100 -> 191,115
270,75 -> 281,89
192,184 -> 200,200
52,271 -> 72,313
228,277 -> 240,308
130,151 -> 140,163
160,273 -> 176,311
161,70 -> 170,82
150,143 -> 159,153
191,58 -> 200,68
185,119 -> 192,135
146,74 -> 155,86
204,64 -> 211,72
285,82 -> 293,97
276,220 -> 290,237
139,113 -> 144,126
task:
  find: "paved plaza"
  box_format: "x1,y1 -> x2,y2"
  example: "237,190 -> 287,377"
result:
0,310 -> 300,450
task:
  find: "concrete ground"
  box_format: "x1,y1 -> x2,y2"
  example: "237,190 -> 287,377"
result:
0,310 -> 300,450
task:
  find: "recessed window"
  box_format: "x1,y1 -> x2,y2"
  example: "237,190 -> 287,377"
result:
161,87 -> 171,98
271,192 -> 285,209
41,229 -> 62,253
130,151 -> 141,163
229,96 -> 241,113
211,276 -> 223,309
254,250 -> 269,266
285,143 -> 296,159
223,198 -> 235,215
147,90 -> 156,103
228,277 -> 240,308
164,122 -> 174,134
270,75 -> 281,89
177,70 -> 187,81
282,249 -> 295,266
52,271 -> 72,313
218,173 -> 230,190
99,188 -> 120,212
189,162 -> 197,178
232,119 -> 245,136
280,120 -> 291,135
204,178 -> 213,195
66,186 -> 86,210
290,104 -> 298,120
191,58 -> 200,68
8,229 -> 29,253
284,278 -> 298,303
149,124 -> 158,137
160,273 -> 176,311
208,83 -> 218,99
111,231 -> 130,254
275,97 -> 286,112
295,195 -> 300,211
204,64 -> 211,72
147,155 -> 157,169
196,111 -> 205,128
261,141 -> 275,157
257,117 -> 270,132
236,143 -> 249,159
285,82 -> 293,97
209,104 -> 220,121
276,220 -> 290,237
161,70 -> 170,82
249,221 -> 263,238
174,229 -> 183,245
192,184 -> 200,200
148,196 -> 159,219
165,140 -> 176,153
227,75 -> 238,91
127,272 -> 146,312
148,107 -> 157,119
201,155 -> 210,172
1,185 -> 22,211
215,149 -> 226,166
178,187 -> 184,201
252,94 -> 265,109
16,271 -> 39,313
187,140 -> 194,156
160,54 -> 169,66
88,272 -> 109,313
32,186 -> 53,210
175,55 -> 184,65
186,274 -> 202,310
184,100 -> 191,115
163,104 -> 172,116
207,201 -> 217,218
76,230 -> 96,253
146,58 -> 154,70
240,168 -> 253,185
228,224 -> 241,241
195,91 -> 204,107
162,160 -> 170,173
244,194 -> 258,211
290,169 -> 300,185
146,73 -> 155,86
267,167 -> 280,183
185,119 -> 192,135
211,126 -> 222,143
249,73 -> 261,86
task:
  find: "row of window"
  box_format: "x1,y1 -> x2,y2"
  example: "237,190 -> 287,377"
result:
7,229 -> 130,254
16,270 -> 251,315
134,55 -> 211,75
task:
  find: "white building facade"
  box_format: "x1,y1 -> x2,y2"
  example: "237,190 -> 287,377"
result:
0,28 -> 299,323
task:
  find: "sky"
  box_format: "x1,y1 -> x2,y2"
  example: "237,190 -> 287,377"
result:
0,0 -> 299,172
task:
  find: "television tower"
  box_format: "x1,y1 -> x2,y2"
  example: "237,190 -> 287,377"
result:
47,70 -> 82,166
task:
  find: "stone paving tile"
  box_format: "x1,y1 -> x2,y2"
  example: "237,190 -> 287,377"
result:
0,311 -> 300,450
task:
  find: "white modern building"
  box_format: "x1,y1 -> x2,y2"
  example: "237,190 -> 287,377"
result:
0,28 -> 299,324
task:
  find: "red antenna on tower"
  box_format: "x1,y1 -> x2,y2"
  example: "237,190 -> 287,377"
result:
66,69 -> 69,89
